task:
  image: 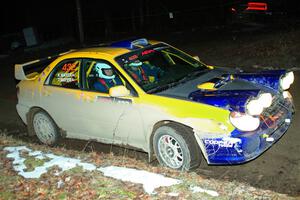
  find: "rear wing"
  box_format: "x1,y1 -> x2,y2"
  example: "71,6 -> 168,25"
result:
14,50 -> 75,81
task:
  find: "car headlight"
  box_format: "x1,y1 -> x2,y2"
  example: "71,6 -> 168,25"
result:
246,99 -> 263,115
246,93 -> 272,116
280,71 -> 294,90
259,93 -> 273,108
230,112 -> 260,131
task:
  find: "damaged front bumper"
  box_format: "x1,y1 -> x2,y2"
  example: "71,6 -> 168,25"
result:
199,93 -> 294,165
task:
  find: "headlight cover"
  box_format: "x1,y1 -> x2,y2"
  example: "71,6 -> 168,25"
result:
280,71 -> 294,90
246,93 -> 273,116
230,112 -> 260,131
259,93 -> 273,108
246,99 -> 263,116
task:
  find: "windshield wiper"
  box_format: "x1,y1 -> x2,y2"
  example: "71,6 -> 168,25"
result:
147,69 -> 208,94
177,69 -> 208,84
147,81 -> 180,94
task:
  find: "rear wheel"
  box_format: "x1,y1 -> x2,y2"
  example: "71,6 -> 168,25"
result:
28,109 -> 60,146
153,124 -> 201,171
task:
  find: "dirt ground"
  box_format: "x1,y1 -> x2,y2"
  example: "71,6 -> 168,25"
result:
0,22 -> 299,197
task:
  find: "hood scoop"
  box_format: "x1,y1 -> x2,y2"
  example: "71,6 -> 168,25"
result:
197,74 -> 233,91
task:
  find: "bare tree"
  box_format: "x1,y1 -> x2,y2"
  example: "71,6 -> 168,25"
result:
76,0 -> 84,45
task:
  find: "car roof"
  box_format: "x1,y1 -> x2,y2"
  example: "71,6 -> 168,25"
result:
64,39 -> 162,58
76,47 -> 131,57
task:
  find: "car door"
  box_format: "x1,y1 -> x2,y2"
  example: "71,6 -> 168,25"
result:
76,58 -> 145,147
41,58 -> 145,149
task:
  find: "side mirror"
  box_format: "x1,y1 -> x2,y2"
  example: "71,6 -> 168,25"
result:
109,85 -> 130,97
193,56 -> 200,61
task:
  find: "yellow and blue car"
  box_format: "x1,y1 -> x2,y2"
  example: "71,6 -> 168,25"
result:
15,38 -> 295,170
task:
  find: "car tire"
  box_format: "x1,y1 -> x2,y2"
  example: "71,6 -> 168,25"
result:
28,108 -> 60,146
153,124 -> 201,171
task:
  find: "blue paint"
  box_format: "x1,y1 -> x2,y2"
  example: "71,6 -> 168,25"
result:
203,98 -> 293,165
204,122 -> 290,164
111,40 -> 136,49
188,69 -> 287,112
110,38 -> 149,50
235,70 -> 286,91
189,90 -> 260,112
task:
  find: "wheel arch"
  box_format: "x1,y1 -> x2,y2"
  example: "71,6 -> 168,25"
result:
147,120 -> 195,163
26,106 -> 65,137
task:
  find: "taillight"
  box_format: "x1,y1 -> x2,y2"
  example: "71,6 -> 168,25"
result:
246,2 -> 268,11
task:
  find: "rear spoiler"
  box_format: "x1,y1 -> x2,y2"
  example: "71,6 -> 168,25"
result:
14,49 -> 75,81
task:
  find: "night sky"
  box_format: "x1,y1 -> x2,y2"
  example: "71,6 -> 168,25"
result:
1,0 -> 300,48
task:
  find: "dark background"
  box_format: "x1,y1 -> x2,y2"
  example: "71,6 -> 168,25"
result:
1,0 -> 300,52
1,0 -> 300,196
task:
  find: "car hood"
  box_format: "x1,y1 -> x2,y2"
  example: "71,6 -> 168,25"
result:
157,67 -> 285,113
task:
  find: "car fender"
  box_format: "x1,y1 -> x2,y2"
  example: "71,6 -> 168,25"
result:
137,94 -> 234,162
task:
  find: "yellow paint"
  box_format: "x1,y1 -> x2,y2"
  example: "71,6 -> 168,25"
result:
140,94 -> 235,134
197,82 -> 216,90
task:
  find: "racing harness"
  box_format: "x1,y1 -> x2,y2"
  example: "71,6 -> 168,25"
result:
97,78 -> 118,90
128,67 -> 148,83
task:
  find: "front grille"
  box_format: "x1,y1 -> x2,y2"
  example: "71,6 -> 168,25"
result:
261,94 -> 289,130
263,95 -> 287,117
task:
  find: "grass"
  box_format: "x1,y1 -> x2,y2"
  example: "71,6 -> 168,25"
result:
0,130 -> 296,199
23,156 -> 50,172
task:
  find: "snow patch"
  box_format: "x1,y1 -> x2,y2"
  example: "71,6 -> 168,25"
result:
4,146 -> 96,178
5,146 -> 30,173
190,185 -> 219,197
28,150 -> 46,159
4,146 -> 219,196
98,166 -> 182,194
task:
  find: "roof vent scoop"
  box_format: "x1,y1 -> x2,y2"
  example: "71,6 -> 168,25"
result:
110,38 -> 149,49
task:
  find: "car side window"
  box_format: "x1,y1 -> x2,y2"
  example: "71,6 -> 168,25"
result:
83,59 -> 124,94
49,59 -> 81,89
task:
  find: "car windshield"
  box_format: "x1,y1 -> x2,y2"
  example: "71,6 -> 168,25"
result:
115,43 -> 209,93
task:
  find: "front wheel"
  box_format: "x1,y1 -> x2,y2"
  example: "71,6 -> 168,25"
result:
28,109 -> 60,146
153,124 -> 201,171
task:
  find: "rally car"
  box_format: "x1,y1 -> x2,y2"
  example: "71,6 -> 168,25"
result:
14,38 -> 294,170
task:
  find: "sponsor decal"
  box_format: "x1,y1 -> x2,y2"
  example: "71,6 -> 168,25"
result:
141,49 -> 155,56
204,138 -> 240,148
114,97 -> 132,104
57,73 -> 76,78
129,55 -> 138,61
56,73 -> 77,83
96,96 -> 132,104
204,137 -> 242,157
62,62 -> 78,72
